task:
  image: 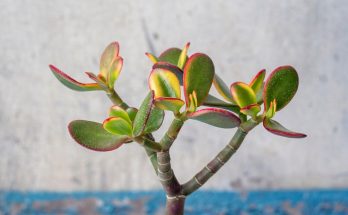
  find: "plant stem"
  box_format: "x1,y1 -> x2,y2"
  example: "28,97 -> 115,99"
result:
165,196 -> 186,215
182,119 -> 259,195
106,89 -> 129,109
160,118 -> 185,151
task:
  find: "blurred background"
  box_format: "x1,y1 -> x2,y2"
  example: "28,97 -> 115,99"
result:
1,0 -> 348,214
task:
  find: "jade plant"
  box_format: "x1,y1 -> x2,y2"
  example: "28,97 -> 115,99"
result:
49,41 -> 306,214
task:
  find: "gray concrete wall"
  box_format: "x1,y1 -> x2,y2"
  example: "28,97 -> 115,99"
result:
1,0 -> 347,191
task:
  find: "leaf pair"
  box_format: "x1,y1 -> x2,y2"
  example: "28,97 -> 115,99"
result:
257,66 -> 306,138
103,92 -> 165,138
147,43 -> 215,113
49,42 -> 123,92
230,69 -> 266,117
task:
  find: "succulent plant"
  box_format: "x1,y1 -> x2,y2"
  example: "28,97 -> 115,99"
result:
50,41 -> 306,215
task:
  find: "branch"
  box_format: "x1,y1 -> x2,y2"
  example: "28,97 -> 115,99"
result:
182,119 -> 259,196
106,89 -> 129,109
160,118 -> 185,151
156,117 -> 185,197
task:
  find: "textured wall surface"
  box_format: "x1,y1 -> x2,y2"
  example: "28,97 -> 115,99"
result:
0,0 -> 347,191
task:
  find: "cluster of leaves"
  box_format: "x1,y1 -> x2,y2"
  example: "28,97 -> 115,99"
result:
50,41 -> 306,152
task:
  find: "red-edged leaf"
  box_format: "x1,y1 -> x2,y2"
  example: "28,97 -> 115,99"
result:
158,47 -> 182,65
188,108 -> 241,128
148,68 -> 181,99
132,91 -> 165,137
263,118 -> 307,138
68,120 -> 130,152
213,74 -> 234,103
103,117 -> 133,136
49,65 -> 101,91
154,97 -> 185,112
230,82 -> 256,108
99,42 -> 119,79
249,69 -> 266,93
183,53 -> 215,107
240,103 -> 261,117
264,66 -> 299,111
153,62 -> 183,85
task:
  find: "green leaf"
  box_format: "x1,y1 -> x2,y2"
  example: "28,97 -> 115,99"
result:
265,99 -> 277,118
177,42 -> 190,69
107,57 -> 123,89
183,53 -> 215,107
109,106 -> 132,124
145,52 -> 159,64
158,47 -> 182,65
85,72 -> 108,90
103,117 -> 132,136
126,107 -> 138,122
263,118 -> 307,138
249,69 -> 266,93
148,68 -> 181,98
153,62 -> 183,85
68,120 -> 129,151
154,97 -> 185,112
203,94 -> 240,114
99,42 -> 119,79
188,108 -> 241,128
203,94 -> 231,107
49,65 -> 102,91
213,74 -> 234,103
132,91 -> 165,137
264,66 -> 299,111
230,82 -> 257,108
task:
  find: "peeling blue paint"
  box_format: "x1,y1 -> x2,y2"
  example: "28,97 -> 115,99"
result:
1,190 -> 348,214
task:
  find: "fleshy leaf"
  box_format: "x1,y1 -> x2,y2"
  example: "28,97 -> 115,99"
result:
154,97 -> 185,112
183,53 -> 215,107
153,62 -> 183,85
188,108 -> 241,128
145,52 -> 158,64
85,72 -> 108,90
126,107 -> 138,122
103,117 -> 132,136
158,47 -> 182,65
109,106 -> 132,124
265,99 -> 277,119
240,104 -> 261,117
264,66 -> 299,111
203,94 -> 231,107
263,118 -> 307,138
177,42 -> 190,69
132,91 -> 165,137
256,82 -> 264,104
203,94 -> 240,113
49,65 -> 102,91
213,74 -> 234,103
68,120 -> 129,151
148,68 -> 181,98
187,91 -> 198,113
249,69 -> 266,93
107,57 -> 123,89
230,82 -> 257,108
99,42 -> 119,79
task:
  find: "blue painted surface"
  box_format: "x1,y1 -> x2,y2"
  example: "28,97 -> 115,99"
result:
1,190 -> 348,214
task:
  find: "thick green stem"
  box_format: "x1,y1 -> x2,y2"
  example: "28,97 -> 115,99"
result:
106,89 -> 129,109
182,119 -> 259,196
160,118 -> 185,151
